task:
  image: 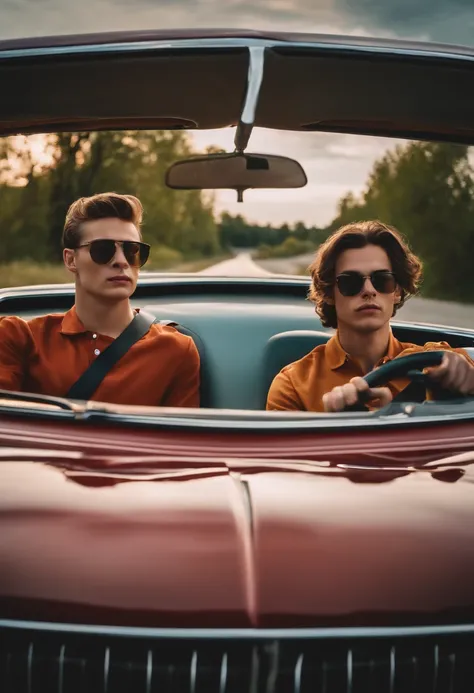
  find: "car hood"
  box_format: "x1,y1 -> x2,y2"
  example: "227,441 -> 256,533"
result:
1,452 -> 474,628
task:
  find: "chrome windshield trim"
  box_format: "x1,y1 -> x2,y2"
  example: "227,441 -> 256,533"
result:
219,652 -> 228,693
1,36 -> 474,64
27,641 -> 33,693
69,406 -> 474,429
0,399 -> 473,431
146,650 -> 153,693
234,46 -> 265,152
240,46 -> 265,125
293,653 -> 304,693
0,37 -> 261,59
1,619 -> 474,639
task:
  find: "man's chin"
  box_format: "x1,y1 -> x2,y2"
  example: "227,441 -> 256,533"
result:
351,315 -> 387,332
99,283 -> 135,300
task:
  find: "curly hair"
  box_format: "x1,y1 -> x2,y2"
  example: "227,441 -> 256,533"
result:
308,220 -> 423,329
62,192 -> 143,249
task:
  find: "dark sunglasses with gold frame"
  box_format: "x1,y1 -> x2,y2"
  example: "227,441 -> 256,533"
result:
74,239 -> 150,268
335,270 -> 397,297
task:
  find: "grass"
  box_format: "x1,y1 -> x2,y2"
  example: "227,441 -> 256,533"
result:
0,254 -> 232,289
0,261 -> 71,288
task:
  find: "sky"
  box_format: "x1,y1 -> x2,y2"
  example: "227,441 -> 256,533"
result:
1,0 -> 473,226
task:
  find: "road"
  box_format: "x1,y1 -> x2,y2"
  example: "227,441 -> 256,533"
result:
200,252 -> 271,277
200,253 -> 474,330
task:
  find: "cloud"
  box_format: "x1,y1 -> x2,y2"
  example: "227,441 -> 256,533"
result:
0,0 -> 302,39
0,0 -> 392,40
0,0 -> 472,44
2,0 -> 471,43
334,0 -> 474,44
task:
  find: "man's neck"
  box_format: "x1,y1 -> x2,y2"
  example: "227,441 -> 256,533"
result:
74,293 -> 135,339
337,324 -> 391,374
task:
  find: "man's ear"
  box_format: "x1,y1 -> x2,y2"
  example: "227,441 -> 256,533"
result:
394,285 -> 402,306
63,248 -> 77,274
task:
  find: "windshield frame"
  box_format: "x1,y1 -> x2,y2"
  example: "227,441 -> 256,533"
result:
0,392 -> 473,432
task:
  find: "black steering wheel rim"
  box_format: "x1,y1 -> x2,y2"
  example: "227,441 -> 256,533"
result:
343,350 -> 447,412
363,350 -> 445,389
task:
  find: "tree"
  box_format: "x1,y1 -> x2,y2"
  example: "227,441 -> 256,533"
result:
0,130 -> 221,264
48,133 -> 92,259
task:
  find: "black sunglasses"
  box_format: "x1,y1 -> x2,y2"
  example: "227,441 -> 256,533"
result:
76,239 -> 150,268
336,270 -> 397,297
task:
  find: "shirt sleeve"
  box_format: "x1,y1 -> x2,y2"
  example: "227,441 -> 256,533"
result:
396,340 -> 474,401
161,336 -> 201,408
266,369 -> 305,411
397,341 -> 474,366
0,316 -> 32,391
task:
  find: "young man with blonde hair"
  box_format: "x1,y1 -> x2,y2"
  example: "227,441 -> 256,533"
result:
267,220 -> 474,412
0,192 -> 200,407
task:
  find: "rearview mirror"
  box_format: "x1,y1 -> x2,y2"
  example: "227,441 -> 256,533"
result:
165,152 -> 307,201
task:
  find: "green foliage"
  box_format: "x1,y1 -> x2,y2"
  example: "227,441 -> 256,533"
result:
255,236 -> 317,259
0,261 -> 70,287
147,244 -> 183,269
218,212 -> 326,250
0,131 -> 220,266
330,142 -> 474,302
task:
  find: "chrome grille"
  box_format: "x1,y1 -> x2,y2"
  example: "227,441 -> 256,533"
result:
1,624 -> 474,693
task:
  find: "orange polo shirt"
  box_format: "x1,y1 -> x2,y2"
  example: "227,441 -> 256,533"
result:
0,307 -> 200,407
266,331 -> 473,412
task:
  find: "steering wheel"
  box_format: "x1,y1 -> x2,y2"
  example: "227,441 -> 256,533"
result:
346,350 -> 447,411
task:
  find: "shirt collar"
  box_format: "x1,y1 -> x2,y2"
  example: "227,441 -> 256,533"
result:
60,306 -> 88,335
60,305 -> 140,336
326,329 -> 403,371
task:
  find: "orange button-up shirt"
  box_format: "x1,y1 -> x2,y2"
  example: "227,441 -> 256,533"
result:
266,330 -> 473,412
0,307 -> 200,407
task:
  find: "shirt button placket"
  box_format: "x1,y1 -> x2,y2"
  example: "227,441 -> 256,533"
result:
91,333 -> 100,356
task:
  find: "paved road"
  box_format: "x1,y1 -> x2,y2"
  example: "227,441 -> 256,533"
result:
200,252 -> 271,277
200,253 -> 474,330
257,252 -> 315,276
395,297 -> 474,330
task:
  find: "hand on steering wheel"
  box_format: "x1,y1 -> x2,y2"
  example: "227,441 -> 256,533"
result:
322,351 -> 446,413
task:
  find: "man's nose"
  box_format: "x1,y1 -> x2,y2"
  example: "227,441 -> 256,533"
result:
112,245 -> 129,267
361,277 -> 376,295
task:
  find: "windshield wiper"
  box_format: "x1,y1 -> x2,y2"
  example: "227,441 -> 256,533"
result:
0,389 -> 76,411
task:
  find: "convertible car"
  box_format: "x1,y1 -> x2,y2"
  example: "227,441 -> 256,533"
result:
1,28 -> 474,693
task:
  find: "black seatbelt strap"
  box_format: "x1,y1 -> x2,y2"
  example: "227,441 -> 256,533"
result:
66,310 -> 156,401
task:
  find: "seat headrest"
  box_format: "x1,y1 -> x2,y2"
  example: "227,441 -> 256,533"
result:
261,329 -> 331,407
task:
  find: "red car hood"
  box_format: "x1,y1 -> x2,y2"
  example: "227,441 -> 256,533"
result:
1,451 -> 474,628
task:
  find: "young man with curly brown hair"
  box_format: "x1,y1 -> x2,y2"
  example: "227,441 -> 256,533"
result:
267,220 -> 474,412
0,192 -> 200,407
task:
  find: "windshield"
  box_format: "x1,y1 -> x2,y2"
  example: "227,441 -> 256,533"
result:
1,129 -> 473,331
1,34 -> 474,423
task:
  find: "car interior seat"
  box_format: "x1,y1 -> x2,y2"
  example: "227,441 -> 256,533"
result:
159,320 -> 212,408
260,329 -> 332,408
